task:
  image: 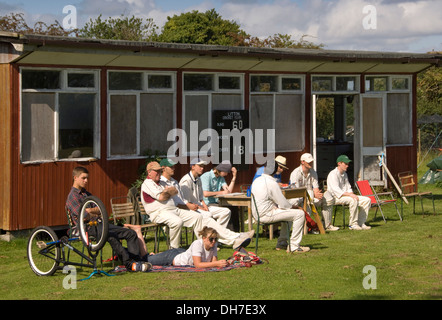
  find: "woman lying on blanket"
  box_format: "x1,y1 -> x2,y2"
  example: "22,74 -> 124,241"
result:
147,227 -> 227,268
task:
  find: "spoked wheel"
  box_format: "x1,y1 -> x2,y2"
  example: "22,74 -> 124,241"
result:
27,226 -> 60,276
78,196 -> 109,252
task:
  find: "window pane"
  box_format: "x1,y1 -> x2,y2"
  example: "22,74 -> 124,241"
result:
251,76 -> 277,92
336,77 -> 356,91
212,94 -> 242,111
365,76 -> 388,91
250,95 -> 273,152
312,77 -> 332,91
184,74 -> 214,91
219,76 -> 240,90
58,93 -> 96,159
68,73 -> 95,88
21,93 -> 55,161
275,95 -> 304,151
184,95 -> 209,153
109,72 -> 142,90
140,93 -> 174,154
148,75 -> 172,89
392,77 -> 409,90
110,95 -> 137,155
22,70 -> 60,89
387,93 -> 411,144
281,78 -> 302,91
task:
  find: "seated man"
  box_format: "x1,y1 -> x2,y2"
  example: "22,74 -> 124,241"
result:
141,161 -> 204,249
179,159 -> 232,230
323,155 -> 371,230
66,166 -> 151,272
200,160 -> 237,205
251,162 -> 310,253
159,158 -> 253,250
289,153 -> 336,232
253,155 -> 288,184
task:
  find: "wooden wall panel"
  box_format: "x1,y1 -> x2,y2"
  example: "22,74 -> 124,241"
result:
0,64 -> 12,230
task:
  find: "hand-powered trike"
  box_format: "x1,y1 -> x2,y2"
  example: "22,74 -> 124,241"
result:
27,196 -> 115,281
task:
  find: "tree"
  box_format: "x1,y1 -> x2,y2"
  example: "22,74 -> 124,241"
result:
158,9 -> 244,46
0,12 -> 74,36
78,14 -> 158,41
231,32 -> 324,49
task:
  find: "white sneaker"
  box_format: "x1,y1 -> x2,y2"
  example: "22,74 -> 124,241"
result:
361,224 -> 372,230
349,224 -> 362,230
326,225 -> 340,231
288,246 -> 311,253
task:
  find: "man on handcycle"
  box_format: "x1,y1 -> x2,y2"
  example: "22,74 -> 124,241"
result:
66,166 -> 151,272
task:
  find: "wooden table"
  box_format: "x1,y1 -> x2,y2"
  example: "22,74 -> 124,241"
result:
216,187 -> 325,236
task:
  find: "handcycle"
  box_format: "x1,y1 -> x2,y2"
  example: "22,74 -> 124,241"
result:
27,196 -> 115,281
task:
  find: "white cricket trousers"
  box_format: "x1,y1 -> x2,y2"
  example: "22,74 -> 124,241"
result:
322,192 -> 371,227
150,207 -> 204,249
259,208 -> 305,250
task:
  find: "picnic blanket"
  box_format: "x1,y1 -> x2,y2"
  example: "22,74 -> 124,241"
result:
149,265 -> 242,273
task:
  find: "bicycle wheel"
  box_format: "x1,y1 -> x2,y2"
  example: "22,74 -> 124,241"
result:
78,195 -> 109,252
27,226 -> 60,276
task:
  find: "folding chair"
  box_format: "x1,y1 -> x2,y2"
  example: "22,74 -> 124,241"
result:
332,204 -> 348,228
397,171 -> 435,216
355,180 -> 402,222
251,193 -> 291,254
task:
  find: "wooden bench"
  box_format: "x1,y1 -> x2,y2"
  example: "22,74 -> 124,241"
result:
110,196 -> 169,253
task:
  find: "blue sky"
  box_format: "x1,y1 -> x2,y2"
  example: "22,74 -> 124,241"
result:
1,0 -> 441,53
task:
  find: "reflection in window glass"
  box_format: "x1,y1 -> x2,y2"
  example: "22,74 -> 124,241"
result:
219,76 -> 240,90
281,78 -> 302,91
251,76 -> 277,92
22,70 -> 60,89
365,76 -> 388,91
68,73 -> 95,88
184,74 -> 214,91
336,77 -> 356,91
109,72 -> 142,90
312,77 -> 333,91
391,77 -> 409,90
148,75 -> 172,89
58,93 -> 95,159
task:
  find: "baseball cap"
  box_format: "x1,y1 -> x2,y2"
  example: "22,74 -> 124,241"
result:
159,158 -> 177,167
216,160 -> 232,173
336,155 -> 352,164
300,153 -> 314,163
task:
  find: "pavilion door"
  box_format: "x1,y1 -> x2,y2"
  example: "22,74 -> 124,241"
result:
359,94 -> 386,186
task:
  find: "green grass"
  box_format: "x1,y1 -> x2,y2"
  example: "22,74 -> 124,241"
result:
1,165 -> 441,301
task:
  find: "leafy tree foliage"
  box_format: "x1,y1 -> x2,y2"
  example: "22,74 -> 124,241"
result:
0,12 -> 74,36
78,14 -> 158,41
157,9 -> 243,45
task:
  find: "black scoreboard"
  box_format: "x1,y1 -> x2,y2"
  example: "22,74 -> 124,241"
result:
212,110 -> 250,171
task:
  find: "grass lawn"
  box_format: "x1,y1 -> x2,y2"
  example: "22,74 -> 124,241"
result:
0,170 -> 441,302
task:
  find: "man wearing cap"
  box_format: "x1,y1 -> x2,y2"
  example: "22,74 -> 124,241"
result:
160,158 -> 253,250
200,160 -> 238,205
179,159 -> 232,230
251,160 -> 309,253
140,161 -> 204,249
323,155 -> 371,230
289,153 -> 337,232
253,155 -> 288,185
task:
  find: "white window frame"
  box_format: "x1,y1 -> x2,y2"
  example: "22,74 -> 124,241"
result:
20,67 -> 100,164
107,70 -> 176,160
250,74 -> 306,153
182,72 -> 245,157
311,74 -> 359,94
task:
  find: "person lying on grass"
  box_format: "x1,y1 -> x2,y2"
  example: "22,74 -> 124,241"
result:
147,226 -> 239,268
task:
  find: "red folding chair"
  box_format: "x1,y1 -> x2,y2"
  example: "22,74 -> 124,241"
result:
355,180 -> 402,223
